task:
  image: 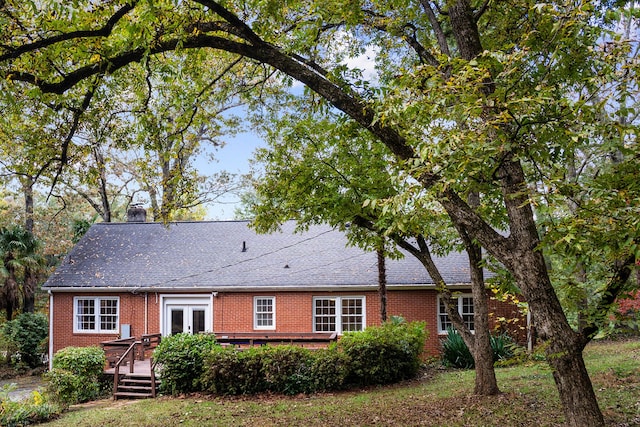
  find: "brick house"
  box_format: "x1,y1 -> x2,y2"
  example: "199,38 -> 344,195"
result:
43,217 -> 523,361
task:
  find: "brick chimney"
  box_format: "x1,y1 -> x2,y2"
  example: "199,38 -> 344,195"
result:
127,204 -> 147,223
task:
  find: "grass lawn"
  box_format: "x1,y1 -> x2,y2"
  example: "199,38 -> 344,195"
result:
41,339 -> 640,426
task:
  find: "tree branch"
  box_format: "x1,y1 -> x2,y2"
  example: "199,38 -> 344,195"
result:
419,0 -> 451,56
0,2 -> 138,61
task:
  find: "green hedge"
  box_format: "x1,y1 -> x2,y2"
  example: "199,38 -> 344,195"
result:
202,346 -> 268,395
339,321 -> 426,386
202,322 -> 427,396
153,333 -> 219,395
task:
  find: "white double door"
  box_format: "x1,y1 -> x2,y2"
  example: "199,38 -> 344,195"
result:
162,296 -> 212,336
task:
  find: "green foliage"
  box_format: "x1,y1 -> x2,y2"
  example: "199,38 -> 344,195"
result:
441,328 -> 475,369
45,346 -> 107,404
153,333 -> 219,395
203,323 -> 425,395
491,333 -> 516,364
202,346 -> 267,395
0,385 -> 61,426
261,346 -> 315,395
307,344 -> 351,392
337,321 -> 427,386
203,345 -> 349,396
441,328 -> 518,369
43,368 -> 84,408
0,312 -> 48,368
51,346 -> 105,379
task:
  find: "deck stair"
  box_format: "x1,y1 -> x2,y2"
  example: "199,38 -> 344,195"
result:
102,333 -> 162,400
114,372 -> 160,399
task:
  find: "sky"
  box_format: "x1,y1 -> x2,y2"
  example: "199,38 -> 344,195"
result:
199,128 -> 264,220
198,33 -> 379,220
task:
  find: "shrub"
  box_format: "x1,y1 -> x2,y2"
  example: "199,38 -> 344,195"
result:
45,346 -> 106,404
0,312 -> 48,368
308,344 -> 351,392
338,321 -> 427,386
202,323 -> 425,396
441,328 -> 517,369
51,346 -> 105,378
261,346 -> 314,395
43,368 -> 82,408
202,346 -> 267,395
491,333 -> 515,362
153,333 -> 218,395
441,328 -> 474,369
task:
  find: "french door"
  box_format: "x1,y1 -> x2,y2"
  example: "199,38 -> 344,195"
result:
162,296 -> 212,336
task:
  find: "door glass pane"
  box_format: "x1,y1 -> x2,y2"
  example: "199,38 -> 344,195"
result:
192,309 -> 205,334
171,309 -> 184,335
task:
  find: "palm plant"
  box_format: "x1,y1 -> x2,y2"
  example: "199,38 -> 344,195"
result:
0,226 -> 46,320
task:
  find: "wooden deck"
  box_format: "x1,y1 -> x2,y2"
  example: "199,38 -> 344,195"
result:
105,358 -> 154,376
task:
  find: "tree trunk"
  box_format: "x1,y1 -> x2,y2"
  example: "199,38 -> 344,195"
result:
93,145 -> 112,222
467,239 -> 499,395
463,193 -> 500,395
21,176 -> 37,313
512,252 -> 604,426
377,248 -> 387,323
22,176 -> 34,234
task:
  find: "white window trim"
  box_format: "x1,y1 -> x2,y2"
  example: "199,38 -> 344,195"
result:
73,296 -> 120,334
437,293 -> 475,334
313,296 -> 366,334
254,296 -> 276,330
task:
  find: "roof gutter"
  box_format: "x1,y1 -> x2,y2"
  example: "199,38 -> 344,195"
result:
44,282 -> 472,293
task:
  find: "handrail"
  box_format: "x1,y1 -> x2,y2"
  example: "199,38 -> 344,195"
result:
113,340 -> 139,396
149,357 -> 158,398
110,334 -> 162,398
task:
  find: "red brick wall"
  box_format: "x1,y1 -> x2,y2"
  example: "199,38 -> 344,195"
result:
51,292 -> 162,354
51,289 -> 524,358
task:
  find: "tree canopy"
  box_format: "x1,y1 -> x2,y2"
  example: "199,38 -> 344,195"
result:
0,1 -> 638,425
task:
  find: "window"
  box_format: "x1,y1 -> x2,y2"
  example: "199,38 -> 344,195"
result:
313,296 -> 365,334
438,294 -> 474,333
74,297 -> 119,333
254,297 -> 275,329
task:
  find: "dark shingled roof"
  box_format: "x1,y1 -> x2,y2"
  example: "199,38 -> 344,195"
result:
43,220 -> 472,291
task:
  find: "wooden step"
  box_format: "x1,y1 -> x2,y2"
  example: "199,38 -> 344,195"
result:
114,374 -> 160,400
114,391 -> 154,399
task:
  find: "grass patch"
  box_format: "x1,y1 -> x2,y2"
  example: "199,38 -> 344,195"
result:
41,339 -> 640,426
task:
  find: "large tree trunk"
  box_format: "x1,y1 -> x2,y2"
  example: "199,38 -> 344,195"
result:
400,235 -> 500,396
442,156 -> 605,426
463,193 -> 499,395
511,251 -> 603,426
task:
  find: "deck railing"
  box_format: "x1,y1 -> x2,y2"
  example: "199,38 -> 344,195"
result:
102,333 -> 162,398
213,332 -> 338,348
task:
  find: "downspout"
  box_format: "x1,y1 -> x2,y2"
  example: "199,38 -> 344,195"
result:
211,292 -> 217,332
144,292 -> 148,334
48,291 -> 53,370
